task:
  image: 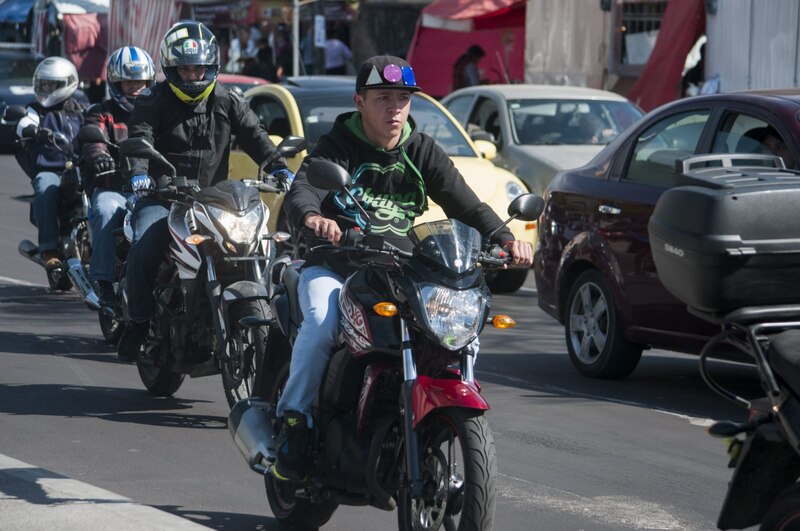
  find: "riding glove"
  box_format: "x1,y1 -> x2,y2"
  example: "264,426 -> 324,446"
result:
131,175 -> 154,198
35,128 -> 53,145
271,168 -> 295,187
92,156 -> 116,176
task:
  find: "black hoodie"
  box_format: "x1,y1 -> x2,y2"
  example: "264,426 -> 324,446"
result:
284,110 -> 513,270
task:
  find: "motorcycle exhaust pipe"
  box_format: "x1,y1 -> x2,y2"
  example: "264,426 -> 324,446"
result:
228,398 -> 278,475
18,240 -> 44,266
65,258 -> 100,311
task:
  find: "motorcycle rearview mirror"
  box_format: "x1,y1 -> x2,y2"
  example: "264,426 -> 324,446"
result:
78,124 -> 110,145
1,104 -> 26,124
484,193 -> 545,245
118,137 -> 177,177
277,135 -> 307,157
308,160 -> 372,231
508,193 -> 545,221
307,159 -> 352,190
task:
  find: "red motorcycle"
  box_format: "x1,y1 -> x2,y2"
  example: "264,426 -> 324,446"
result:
229,160 -> 543,530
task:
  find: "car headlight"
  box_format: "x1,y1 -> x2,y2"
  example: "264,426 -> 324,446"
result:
506,181 -> 526,202
419,284 -> 484,350
207,205 -> 263,244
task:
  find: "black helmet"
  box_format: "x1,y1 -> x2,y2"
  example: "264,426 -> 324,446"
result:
159,21 -> 219,104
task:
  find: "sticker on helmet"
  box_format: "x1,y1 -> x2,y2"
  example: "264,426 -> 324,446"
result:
383,64 -> 402,83
183,40 -> 199,54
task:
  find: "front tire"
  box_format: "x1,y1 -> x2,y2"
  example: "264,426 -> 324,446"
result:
760,483 -> 800,530
397,408 -> 497,531
564,269 -> 642,379
221,299 -> 271,408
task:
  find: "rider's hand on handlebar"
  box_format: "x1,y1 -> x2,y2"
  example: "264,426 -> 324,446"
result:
35,127 -> 53,145
304,213 -> 342,245
502,240 -> 533,268
131,174 -> 155,198
92,156 -> 116,176
270,167 -> 295,187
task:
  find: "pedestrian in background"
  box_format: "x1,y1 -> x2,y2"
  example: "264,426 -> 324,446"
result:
452,45 -> 485,91
324,22 -> 352,75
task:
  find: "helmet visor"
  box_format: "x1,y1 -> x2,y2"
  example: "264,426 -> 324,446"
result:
164,38 -> 218,68
35,78 -> 67,97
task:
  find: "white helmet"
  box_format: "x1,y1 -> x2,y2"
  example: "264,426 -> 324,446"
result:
33,57 -> 79,108
107,46 -> 156,112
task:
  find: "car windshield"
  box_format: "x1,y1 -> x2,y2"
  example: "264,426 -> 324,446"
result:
508,99 -> 642,146
294,92 -> 476,157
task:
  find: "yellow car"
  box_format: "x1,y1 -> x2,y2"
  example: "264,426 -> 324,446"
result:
228,76 -> 536,292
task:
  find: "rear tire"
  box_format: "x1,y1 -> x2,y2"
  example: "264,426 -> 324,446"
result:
221,299 -> 271,408
262,356 -> 339,529
397,408 -> 497,531
564,269 -> 642,379
761,483 -> 800,530
136,323 -> 184,397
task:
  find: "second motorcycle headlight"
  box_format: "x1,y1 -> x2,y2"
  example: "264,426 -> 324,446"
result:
419,284 -> 484,350
207,205 -> 263,244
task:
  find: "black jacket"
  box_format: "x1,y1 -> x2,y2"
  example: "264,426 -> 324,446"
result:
126,81 -> 283,188
284,111 -> 513,270
81,99 -> 130,192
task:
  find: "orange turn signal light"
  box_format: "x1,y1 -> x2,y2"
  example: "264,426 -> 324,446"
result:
373,302 -> 398,317
525,222 -> 537,230
185,234 -> 211,245
492,314 -> 516,329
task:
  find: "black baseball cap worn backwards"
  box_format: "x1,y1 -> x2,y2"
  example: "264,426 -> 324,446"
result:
356,55 -> 420,93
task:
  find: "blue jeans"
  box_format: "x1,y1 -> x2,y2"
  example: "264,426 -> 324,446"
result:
31,171 -> 61,252
89,189 -> 130,282
276,266 -> 480,427
125,197 -> 170,322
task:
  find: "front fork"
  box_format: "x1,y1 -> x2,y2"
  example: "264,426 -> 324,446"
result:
400,318 -> 424,497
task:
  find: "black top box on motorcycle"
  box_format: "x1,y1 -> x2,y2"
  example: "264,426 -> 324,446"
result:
649,160 -> 800,315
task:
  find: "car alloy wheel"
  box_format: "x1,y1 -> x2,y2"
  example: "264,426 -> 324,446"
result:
564,270 -> 642,379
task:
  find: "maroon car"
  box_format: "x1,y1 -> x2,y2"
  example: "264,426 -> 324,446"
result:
533,90 -> 800,379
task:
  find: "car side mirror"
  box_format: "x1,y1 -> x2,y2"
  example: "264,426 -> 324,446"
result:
470,130 -> 496,143
473,139 -> 497,161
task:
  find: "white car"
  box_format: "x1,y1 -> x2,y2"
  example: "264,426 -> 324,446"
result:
441,84 -> 643,194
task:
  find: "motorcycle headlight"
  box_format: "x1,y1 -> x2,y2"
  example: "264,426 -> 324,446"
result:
506,181 -> 526,202
419,285 -> 484,350
207,205 -> 263,244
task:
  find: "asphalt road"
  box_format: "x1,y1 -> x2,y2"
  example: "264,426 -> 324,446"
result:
0,154 -> 759,530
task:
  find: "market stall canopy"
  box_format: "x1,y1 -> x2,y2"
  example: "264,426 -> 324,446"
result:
0,0 -> 35,24
627,0 -> 706,111
32,0 -> 109,80
421,0 -> 525,31
408,0 -> 525,98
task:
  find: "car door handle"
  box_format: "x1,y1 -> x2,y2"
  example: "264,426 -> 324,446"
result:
598,205 -> 621,215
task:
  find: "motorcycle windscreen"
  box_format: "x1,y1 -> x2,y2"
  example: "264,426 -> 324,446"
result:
408,219 -> 481,274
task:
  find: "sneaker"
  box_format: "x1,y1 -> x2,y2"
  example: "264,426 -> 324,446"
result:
117,321 -> 149,363
96,281 -> 116,308
272,410 -> 310,482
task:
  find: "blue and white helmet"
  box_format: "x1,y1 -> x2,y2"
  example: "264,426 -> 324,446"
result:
106,46 -> 156,112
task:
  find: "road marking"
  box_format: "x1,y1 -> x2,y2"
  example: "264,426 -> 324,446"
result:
518,286 -> 537,294
498,473 -> 698,530
478,371 -> 716,427
0,275 -> 39,287
0,453 -> 208,530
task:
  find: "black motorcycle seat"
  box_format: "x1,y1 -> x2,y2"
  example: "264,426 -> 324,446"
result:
768,330 -> 800,395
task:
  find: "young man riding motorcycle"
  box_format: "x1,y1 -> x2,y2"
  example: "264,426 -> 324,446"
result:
15,57 -> 85,276
117,21 -> 293,362
273,54 -> 533,482
81,46 -> 156,307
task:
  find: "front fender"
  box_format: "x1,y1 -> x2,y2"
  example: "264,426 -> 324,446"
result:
222,280 -> 268,304
411,375 -> 489,428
